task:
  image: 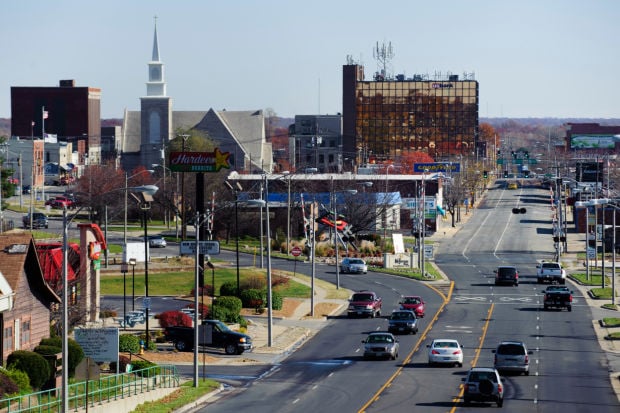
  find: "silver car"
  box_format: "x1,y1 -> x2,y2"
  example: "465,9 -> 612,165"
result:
427,338 -> 464,367
147,235 -> 167,248
362,332 -> 399,360
493,340 -> 532,375
340,258 -> 368,274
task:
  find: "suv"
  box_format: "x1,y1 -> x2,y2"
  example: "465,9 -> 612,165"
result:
340,258 -> 368,274
494,266 -> 519,286
347,290 -> 382,318
461,367 -> 504,407
493,340 -> 532,375
22,213 -> 49,229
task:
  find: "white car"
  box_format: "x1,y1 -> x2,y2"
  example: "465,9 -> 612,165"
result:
427,338 -> 464,367
340,258 -> 368,274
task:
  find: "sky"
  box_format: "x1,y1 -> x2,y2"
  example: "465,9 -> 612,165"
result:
2,0 -> 620,120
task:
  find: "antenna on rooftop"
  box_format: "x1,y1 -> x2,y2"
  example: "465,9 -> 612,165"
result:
373,41 -> 394,80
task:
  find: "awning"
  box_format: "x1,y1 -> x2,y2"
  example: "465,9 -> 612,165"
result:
60,163 -> 74,171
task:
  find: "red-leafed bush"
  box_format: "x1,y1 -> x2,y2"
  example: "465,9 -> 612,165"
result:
158,310 -> 192,328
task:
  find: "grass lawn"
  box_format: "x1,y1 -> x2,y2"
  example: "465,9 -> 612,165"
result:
603,317 -> 620,327
100,267 -> 312,298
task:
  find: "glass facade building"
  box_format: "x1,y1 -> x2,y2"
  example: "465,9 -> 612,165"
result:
343,64 -> 479,166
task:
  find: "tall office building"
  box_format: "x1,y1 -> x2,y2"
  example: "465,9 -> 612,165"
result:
342,64 -> 479,166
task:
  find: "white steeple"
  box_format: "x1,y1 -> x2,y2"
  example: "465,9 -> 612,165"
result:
146,16 -> 166,97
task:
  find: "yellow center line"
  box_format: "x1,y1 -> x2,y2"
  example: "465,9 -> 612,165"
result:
449,303 -> 495,412
358,281 -> 455,413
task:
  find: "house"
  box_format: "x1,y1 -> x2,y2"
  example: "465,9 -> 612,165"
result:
0,233 -> 60,365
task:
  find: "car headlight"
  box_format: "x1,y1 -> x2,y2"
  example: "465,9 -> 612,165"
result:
348,305 -> 355,310
239,337 -> 247,343
365,305 -> 373,310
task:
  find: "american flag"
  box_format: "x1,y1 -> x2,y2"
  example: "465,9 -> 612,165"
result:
43,111 -> 49,119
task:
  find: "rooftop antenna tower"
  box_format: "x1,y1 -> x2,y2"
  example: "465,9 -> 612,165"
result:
373,41 -> 394,79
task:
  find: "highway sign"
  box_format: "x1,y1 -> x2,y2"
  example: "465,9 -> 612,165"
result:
291,246 -> 302,257
179,241 -> 221,255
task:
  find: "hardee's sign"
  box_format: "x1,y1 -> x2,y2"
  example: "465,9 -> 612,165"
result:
169,148 -> 231,172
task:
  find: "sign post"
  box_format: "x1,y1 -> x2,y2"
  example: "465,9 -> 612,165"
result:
291,246 -> 302,277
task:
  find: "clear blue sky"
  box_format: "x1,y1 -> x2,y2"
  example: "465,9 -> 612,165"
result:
2,0 -> 619,120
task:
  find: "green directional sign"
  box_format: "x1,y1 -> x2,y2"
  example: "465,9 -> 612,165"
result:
514,159 -> 523,164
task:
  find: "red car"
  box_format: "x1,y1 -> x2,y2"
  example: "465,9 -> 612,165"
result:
399,296 -> 425,318
45,196 -> 74,209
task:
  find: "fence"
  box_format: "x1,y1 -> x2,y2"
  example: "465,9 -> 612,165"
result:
0,364 -> 179,413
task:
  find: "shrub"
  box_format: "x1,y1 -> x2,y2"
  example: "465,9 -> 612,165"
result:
190,285 -> 213,297
241,274 -> 266,290
219,281 -> 237,297
119,334 -> 141,353
271,291 -> 283,310
100,309 -> 117,318
271,273 -> 290,288
0,371 -> 19,399
210,306 -> 241,324
214,296 -> 242,315
130,360 -> 160,377
158,310 -> 192,328
240,289 -> 264,308
6,351 -> 51,390
3,368 -> 31,394
109,355 -> 131,373
38,337 -> 84,377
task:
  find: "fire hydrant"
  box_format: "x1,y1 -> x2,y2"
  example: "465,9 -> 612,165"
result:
139,340 -> 145,355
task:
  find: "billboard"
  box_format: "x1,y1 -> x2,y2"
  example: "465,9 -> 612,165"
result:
570,135 -> 615,149
169,148 -> 232,172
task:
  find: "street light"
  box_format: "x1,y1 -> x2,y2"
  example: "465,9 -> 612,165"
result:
248,193 -> 270,346
331,176 -> 357,289
124,170 -> 154,246
384,165 -> 395,246
153,163 -> 172,228
224,181 -> 243,296
128,258 -> 137,311
128,185 -> 159,351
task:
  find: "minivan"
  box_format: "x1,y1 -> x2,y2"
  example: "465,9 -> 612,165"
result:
493,341 -> 532,375
494,266 -> 518,286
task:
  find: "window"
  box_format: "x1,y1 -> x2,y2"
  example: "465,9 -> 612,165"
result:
3,326 -> 13,352
21,320 -> 31,346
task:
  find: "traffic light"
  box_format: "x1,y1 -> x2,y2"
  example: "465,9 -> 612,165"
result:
503,170 -> 508,178
497,149 -> 501,156
524,151 -> 529,159
511,151 -> 516,159
483,170 -> 488,179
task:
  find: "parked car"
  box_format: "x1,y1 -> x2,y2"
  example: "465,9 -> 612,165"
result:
145,235 -> 167,248
362,332 -> 399,360
22,185 -> 31,194
399,295 -> 425,318
493,340 -> 532,375
461,367 -> 504,407
163,319 -> 253,354
388,310 -> 418,335
22,212 -> 49,229
427,338 -> 464,367
340,257 -> 368,274
494,266 -> 519,286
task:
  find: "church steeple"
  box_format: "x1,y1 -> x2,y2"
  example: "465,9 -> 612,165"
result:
146,16 -> 166,97
152,17 -> 160,62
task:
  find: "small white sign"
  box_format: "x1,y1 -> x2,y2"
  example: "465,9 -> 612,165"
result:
424,245 -> 434,259
587,247 -> 596,259
74,328 -> 119,363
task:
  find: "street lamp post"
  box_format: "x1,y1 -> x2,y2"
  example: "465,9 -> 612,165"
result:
225,181 -> 243,296
124,170 -> 154,246
120,262 -> 128,330
129,258 -> 137,310
249,189 -> 271,345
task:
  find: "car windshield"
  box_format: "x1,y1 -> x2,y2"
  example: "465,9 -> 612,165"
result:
349,259 -> 364,264
404,297 -> 420,304
497,344 -> 525,355
369,335 -> 392,343
352,294 -> 373,301
212,321 -> 231,333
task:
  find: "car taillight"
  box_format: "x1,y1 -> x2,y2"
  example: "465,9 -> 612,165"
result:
525,355 -> 529,364
463,384 -> 470,392
497,383 -> 503,393
432,350 -> 440,355
494,354 -> 497,363
544,294 -> 549,300
453,349 -> 462,355
569,295 -> 573,302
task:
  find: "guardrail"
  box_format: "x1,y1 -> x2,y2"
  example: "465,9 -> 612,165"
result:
0,364 -> 179,412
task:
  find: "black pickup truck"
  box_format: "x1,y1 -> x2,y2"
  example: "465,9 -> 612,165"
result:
542,286 -> 573,312
163,319 -> 253,355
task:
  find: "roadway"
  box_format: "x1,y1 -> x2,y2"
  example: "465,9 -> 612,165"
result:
189,181 -> 619,412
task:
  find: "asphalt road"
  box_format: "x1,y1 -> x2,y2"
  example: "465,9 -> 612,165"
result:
191,181 -> 620,413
